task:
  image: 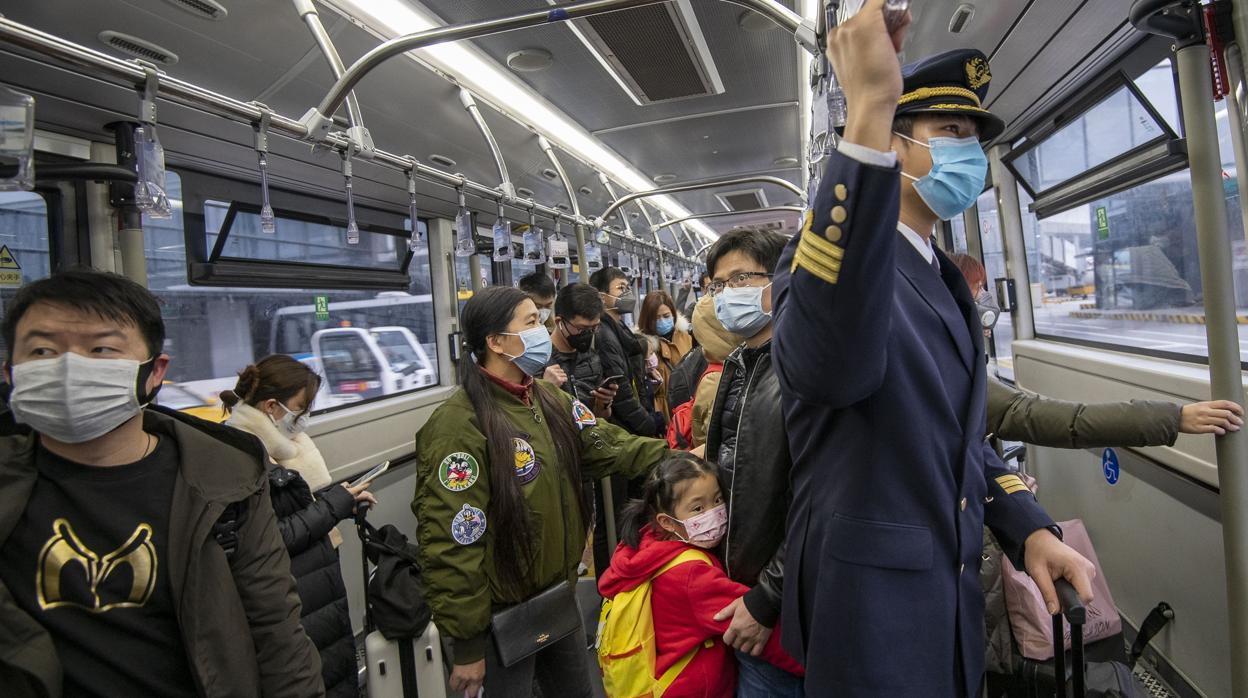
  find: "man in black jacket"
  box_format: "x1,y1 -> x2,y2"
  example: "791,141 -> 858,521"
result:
547,283 -> 615,413
702,229 -> 801,697
588,267 -> 659,438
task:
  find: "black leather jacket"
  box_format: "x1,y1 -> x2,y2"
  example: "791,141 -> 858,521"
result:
705,340 -> 790,627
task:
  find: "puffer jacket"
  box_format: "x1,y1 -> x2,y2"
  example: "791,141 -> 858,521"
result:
689,295 -> 743,449
267,470 -> 356,698
225,404 -> 356,698
596,312 -> 659,437
705,340 -> 790,627
987,377 -> 1181,448
549,347 -> 605,405
0,406 -> 324,698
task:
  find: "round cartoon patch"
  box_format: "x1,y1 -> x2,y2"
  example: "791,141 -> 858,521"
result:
513,438 -> 541,485
451,503 -> 487,545
571,400 -> 597,430
438,452 -> 480,493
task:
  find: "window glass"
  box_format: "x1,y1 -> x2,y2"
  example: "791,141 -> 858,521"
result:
950,214 -> 969,255
976,190 -> 1015,380
147,172 -> 439,419
1010,84 -> 1169,194
205,201 -> 406,270
0,192 -> 51,357
1134,59 -> 1180,132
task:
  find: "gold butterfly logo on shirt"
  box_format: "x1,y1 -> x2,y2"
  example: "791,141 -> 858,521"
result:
36,518 -> 158,613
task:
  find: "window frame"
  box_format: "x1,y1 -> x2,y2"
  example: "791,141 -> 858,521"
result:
179,169 -> 420,291
1003,71 -> 1183,215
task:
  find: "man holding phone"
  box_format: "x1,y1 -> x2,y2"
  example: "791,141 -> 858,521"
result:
546,283 -> 617,417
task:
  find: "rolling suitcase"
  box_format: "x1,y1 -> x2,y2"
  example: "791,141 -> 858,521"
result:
356,503 -> 447,698
1048,579 -> 1147,698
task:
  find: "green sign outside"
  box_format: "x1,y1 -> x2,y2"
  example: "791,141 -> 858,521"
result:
1095,206 -> 1110,240
315,295 -> 330,321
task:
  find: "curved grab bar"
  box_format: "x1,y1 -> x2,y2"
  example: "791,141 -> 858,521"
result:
302,0 -> 814,138
599,175 -> 805,223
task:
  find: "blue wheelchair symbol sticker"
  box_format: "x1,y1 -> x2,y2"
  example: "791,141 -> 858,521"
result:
1102,448 -> 1120,485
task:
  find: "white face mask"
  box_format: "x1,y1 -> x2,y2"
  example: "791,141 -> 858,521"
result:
271,401 -> 310,436
10,352 -> 152,444
538,307 -> 553,324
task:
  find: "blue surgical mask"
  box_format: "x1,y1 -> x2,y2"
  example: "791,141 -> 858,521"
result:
897,134 -> 988,221
656,317 -> 675,336
714,283 -> 772,337
501,326 -> 553,376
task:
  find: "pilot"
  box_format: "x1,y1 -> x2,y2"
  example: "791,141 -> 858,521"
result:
769,1 -> 1096,695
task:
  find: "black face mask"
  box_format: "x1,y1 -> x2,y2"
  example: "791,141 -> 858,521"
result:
563,322 -> 595,352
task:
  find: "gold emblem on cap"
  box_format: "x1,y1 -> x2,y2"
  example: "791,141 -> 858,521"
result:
966,56 -> 991,90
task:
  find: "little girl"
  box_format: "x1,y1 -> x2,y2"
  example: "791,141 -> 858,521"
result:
598,454 -> 802,697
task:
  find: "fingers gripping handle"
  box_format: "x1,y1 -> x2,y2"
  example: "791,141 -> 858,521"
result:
1054,578 -> 1086,624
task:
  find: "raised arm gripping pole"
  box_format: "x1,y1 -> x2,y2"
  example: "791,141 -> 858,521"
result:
300,0 -> 814,140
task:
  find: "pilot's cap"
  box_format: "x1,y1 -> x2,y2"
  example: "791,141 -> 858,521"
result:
897,48 -> 1004,141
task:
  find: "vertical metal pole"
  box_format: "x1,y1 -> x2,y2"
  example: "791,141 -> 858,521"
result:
964,203 -> 985,263
1177,41 -> 1248,698
988,145 -> 1036,341
573,223 -> 589,284
427,217 -> 459,385
1226,44 -> 1248,247
468,254 -> 485,292
86,142 -> 119,273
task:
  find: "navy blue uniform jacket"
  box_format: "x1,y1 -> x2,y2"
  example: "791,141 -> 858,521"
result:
772,149 -> 1055,696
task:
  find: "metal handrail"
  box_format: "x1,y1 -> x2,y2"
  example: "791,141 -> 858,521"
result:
303,0 -> 814,137
461,89 -> 514,199
0,16 -> 701,263
656,205 -> 804,240
293,0 -> 371,153
598,175 -> 805,223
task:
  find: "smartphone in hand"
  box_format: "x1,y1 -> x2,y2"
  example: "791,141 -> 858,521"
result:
350,460 -> 389,489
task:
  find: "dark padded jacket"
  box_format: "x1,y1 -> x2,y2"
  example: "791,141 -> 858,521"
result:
596,312 -> 659,437
705,341 -> 789,627
0,407 -> 324,698
549,348 -> 605,405
666,346 -> 708,412
268,469 -> 356,698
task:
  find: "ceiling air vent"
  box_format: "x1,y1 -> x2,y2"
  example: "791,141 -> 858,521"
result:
541,168 -> 560,180
99,31 -> 179,65
732,220 -> 786,232
162,0 -> 228,21
571,0 -> 724,104
716,188 -> 769,212
429,154 -> 456,168
516,187 -> 535,198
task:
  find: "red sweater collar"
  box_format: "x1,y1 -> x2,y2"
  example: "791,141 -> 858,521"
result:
480,366 -> 533,405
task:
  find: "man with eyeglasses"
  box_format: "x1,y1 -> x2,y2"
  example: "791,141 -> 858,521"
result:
700,228 -> 804,697
770,2 -> 1094,694
547,283 -> 616,417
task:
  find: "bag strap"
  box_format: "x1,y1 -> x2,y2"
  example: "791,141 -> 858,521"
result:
1128,602 -> 1174,669
653,548 -> 712,579
355,505 -> 374,633
398,637 -> 418,692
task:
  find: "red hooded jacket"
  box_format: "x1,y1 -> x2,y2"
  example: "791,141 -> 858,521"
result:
598,527 -> 803,697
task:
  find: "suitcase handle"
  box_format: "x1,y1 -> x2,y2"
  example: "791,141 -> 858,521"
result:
1052,578 -> 1086,698
1055,578 -> 1085,625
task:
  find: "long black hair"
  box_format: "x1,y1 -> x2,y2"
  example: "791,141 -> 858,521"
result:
458,286 -> 590,590
618,453 -> 718,548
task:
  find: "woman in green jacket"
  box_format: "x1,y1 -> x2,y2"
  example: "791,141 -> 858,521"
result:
413,286 -> 668,698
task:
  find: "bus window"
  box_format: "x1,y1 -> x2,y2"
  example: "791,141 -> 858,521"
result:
0,191 -> 51,358
1017,90 -> 1243,362
145,172 -> 440,415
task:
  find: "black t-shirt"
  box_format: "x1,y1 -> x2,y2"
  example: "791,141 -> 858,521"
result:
0,435 -> 198,697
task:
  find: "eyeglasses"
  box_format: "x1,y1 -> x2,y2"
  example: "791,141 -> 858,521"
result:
708,272 -> 773,295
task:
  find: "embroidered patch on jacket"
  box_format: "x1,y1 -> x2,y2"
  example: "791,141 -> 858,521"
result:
438,452 -> 480,492
513,438 -> 541,485
451,503 -> 487,545
571,400 -> 597,430
995,474 -> 1030,495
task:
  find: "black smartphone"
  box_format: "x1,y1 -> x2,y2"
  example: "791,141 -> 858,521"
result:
598,374 -> 625,389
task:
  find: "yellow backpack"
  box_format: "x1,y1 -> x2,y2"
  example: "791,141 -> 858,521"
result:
596,549 -> 713,698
